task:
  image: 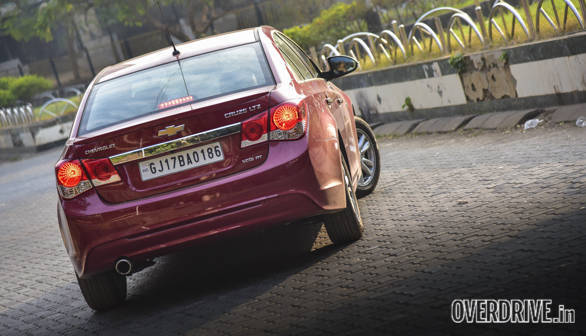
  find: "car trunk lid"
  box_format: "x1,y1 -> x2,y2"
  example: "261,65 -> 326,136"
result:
69,41 -> 276,203
71,88 -> 271,203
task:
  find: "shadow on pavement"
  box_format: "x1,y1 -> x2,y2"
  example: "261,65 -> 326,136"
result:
86,220 -> 343,326
269,210 -> 586,335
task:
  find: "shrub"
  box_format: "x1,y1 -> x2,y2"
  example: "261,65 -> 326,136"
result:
283,1 -> 368,50
0,89 -> 17,107
9,75 -> 53,102
402,96 -> 414,112
448,53 -> 466,73
0,77 -> 16,91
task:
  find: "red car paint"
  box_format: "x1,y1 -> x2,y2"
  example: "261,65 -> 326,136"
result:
56,26 -> 360,278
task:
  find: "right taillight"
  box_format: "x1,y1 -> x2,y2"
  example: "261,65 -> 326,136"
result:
269,102 -> 307,141
56,161 -> 92,199
272,104 -> 299,130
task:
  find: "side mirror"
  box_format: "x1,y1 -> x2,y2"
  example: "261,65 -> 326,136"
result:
319,56 -> 359,81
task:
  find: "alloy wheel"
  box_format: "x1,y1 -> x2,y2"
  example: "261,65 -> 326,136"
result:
357,128 -> 377,188
343,159 -> 362,226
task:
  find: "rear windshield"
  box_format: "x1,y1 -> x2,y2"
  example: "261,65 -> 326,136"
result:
78,42 -> 274,135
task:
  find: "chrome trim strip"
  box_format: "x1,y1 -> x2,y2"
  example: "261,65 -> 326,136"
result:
109,122 -> 241,165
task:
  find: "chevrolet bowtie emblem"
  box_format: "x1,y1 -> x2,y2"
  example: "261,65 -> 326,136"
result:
158,124 -> 184,137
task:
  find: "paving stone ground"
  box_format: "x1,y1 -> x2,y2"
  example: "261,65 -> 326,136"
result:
0,125 -> 585,335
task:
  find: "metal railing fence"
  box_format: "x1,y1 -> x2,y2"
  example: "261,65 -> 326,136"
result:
319,0 -> 585,68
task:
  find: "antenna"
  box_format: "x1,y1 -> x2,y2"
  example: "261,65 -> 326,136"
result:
156,1 -> 180,56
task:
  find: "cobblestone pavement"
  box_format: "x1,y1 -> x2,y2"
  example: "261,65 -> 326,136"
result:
0,125 -> 585,335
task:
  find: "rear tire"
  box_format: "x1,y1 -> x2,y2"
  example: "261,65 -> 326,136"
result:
355,116 -> 381,198
76,271 -> 127,311
323,154 -> 364,244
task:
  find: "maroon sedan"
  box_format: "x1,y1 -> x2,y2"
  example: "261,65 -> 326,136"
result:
56,26 -> 369,310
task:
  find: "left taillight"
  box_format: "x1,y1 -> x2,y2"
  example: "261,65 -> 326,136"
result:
81,158 -> 121,186
55,158 -> 120,199
56,161 -> 92,199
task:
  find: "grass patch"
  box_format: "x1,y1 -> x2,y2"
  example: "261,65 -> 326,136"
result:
32,95 -> 81,121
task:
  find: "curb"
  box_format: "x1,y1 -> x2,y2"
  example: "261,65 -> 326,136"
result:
551,104 -> 586,123
374,119 -> 423,137
412,115 -> 477,134
373,103 -> 586,137
463,109 -> 542,130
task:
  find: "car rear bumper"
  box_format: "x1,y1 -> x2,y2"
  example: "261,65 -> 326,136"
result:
82,193 -> 320,277
59,137 -> 345,278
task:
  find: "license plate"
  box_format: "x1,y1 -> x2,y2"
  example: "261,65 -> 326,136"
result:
139,142 -> 224,181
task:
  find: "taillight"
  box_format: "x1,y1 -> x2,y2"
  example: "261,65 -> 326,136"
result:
82,158 -> 121,186
55,158 -> 120,199
57,162 -> 84,187
269,102 -> 307,140
241,112 -> 268,148
56,161 -> 92,199
272,104 -> 298,131
239,102 -> 307,147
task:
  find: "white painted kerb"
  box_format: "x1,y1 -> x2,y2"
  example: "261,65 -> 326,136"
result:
341,54 -> 586,115
511,54 -> 586,97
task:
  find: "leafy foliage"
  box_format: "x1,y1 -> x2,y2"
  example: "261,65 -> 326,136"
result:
448,53 -> 466,73
94,0 -> 228,41
0,77 -> 17,91
499,51 -> 510,65
0,1 -> 89,81
0,75 -> 53,106
0,0 -> 80,42
283,2 -> 368,50
9,76 -> 53,102
402,96 -> 414,112
0,90 -> 17,107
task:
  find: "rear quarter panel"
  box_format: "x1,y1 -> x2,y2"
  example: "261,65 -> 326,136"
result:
328,82 -> 361,187
260,27 -> 347,207
259,26 -> 360,188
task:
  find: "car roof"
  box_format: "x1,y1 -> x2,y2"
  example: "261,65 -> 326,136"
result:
95,27 -> 264,84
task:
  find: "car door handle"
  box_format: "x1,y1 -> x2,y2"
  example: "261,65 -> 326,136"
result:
325,97 -> 333,105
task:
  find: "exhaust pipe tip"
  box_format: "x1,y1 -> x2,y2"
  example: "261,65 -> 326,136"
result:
115,258 -> 133,276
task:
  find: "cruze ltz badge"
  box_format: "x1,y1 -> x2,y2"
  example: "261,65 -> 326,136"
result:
224,104 -> 262,118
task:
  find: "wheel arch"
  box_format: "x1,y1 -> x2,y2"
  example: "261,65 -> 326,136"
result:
337,131 -> 350,169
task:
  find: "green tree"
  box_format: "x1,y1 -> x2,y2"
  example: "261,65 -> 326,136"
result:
94,0 -> 239,41
0,0 -> 228,81
0,0 -> 91,80
284,2 -> 368,50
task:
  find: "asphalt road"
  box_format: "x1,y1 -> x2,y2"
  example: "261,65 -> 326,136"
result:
0,125 -> 585,335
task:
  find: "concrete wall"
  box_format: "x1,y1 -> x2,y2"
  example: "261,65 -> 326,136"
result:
511,54 -> 586,97
0,59 -> 29,77
27,35 -> 118,86
334,32 -> 586,123
0,114 -> 74,159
